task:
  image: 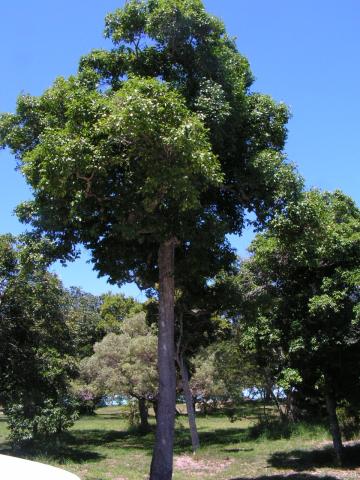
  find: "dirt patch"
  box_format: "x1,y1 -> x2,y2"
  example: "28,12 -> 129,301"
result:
328,470 -> 360,479
174,454 -> 232,477
105,459 -> 121,466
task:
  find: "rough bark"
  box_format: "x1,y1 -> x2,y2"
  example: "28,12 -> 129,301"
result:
138,398 -> 150,433
149,238 -> 177,480
179,354 -> 200,452
325,385 -> 344,466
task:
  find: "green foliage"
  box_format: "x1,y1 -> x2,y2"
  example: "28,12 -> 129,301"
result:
234,190 -> 360,411
0,234 -> 77,443
6,400 -> 78,445
99,292 -> 143,334
0,3 -> 304,472
64,287 -> 103,359
105,0 -> 147,46
0,0 -> 303,293
278,369 -> 303,391
337,402 -> 360,440
190,346 -> 229,408
0,74 -> 224,288
122,399 -> 142,430
248,417 -> 328,441
80,313 -> 158,402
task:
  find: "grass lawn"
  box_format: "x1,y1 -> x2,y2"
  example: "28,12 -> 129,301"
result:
0,404 -> 359,480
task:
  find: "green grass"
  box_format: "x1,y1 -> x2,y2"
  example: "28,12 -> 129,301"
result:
0,405 -> 359,480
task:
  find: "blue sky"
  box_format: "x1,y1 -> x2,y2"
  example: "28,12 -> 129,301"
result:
1,0 -> 359,297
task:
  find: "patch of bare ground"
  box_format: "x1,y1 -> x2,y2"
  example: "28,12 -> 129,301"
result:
105,459 -> 121,466
174,454 -> 233,477
315,439 -> 360,450
322,470 -> 360,479
75,468 -> 89,478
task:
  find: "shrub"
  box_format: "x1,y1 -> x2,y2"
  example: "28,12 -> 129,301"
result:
6,399 -> 78,445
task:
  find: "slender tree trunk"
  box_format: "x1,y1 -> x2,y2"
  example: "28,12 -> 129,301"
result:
150,239 -> 177,480
138,398 -> 150,433
285,389 -> 297,422
264,381 -> 273,403
151,399 -> 158,421
325,383 -> 344,466
179,354 -> 200,452
270,390 -> 286,421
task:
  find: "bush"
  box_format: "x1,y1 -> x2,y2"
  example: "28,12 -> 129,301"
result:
6,399 -> 78,446
247,417 -> 328,441
338,404 -> 360,440
122,400 -> 140,430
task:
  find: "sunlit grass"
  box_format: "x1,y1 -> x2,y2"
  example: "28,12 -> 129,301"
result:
0,404 -> 358,480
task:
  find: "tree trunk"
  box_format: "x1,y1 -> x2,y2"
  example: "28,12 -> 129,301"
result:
264,381 -> 273,403
285,389 -> 298,422
149,239 -> 177,480
151,399 -> 158,421
179,354 -> 200,452
270,390 -> 286,421
138,398 -> 150,433
325,385 -> 344,466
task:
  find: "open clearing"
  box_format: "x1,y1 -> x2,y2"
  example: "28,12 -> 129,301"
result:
0,405 -> 359,480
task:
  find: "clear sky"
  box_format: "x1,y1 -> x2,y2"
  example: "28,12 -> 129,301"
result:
1,0 -> 359,298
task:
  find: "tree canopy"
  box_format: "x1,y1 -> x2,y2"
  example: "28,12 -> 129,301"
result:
227,190 -> 360,463
0,1 -> 303,477
0,234 -> 76,443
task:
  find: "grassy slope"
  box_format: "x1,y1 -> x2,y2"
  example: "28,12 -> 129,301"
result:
0,405 -> 359,480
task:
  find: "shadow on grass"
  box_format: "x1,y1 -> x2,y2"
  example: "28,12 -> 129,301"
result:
193,404 -> 265,421
197,427 -> 246,447
230,475 -> 339,480
269,443 -> 360,471
68,428 -> 155,451
222,447 -> 254,453
63,425 -> 248,456
0,441 -> 103,465
90,414 -> 127,421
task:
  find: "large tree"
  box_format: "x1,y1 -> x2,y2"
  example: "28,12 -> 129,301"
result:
0,1 -> 301,477
231,190 -> 360,464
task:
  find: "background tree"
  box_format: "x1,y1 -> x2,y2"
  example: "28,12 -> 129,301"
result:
214,265 -> 289,414
80,312 -> 158,432
0,1 -> 302,477
231,190 -> 360,464
99,292 -> 143,334
0,235 -> 76,444
146,258 -> 235,452
190,345 -> 229,413
65,287 -> 103,359
174,288 -> 233,451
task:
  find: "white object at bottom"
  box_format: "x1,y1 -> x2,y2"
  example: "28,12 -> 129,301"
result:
0,454 -> 80,479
